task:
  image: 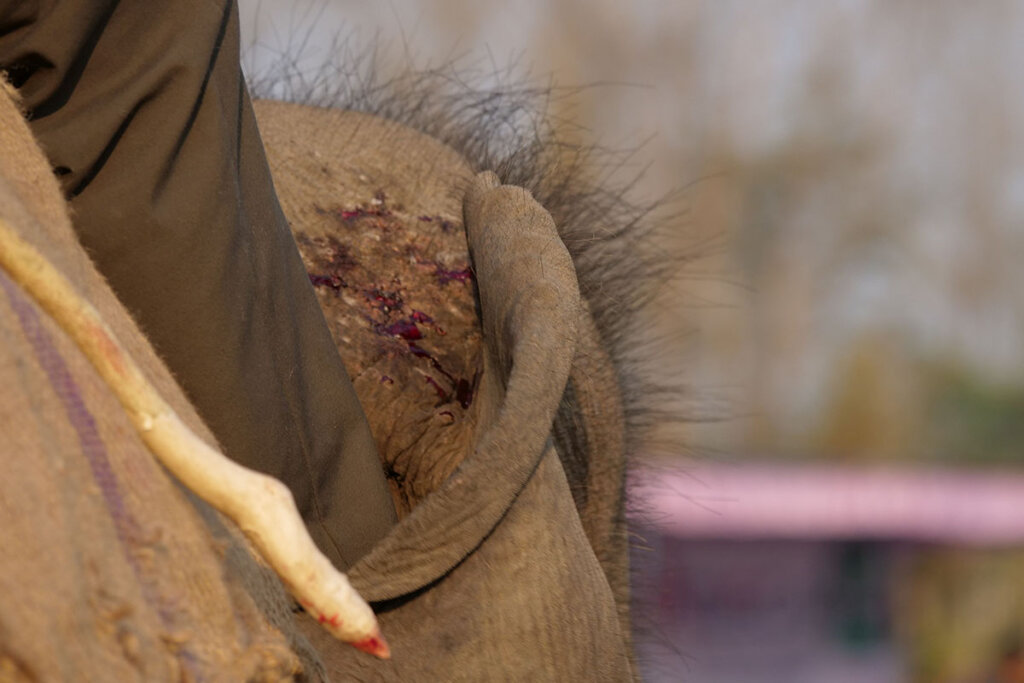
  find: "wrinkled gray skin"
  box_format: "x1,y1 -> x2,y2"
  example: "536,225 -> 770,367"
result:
0,82 -> 637,681
255,101 -> 635,681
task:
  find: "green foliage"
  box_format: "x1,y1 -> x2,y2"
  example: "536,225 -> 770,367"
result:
926,366 -> 1024,464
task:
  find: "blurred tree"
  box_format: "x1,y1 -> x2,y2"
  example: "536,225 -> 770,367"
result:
896,550 -> 1024,683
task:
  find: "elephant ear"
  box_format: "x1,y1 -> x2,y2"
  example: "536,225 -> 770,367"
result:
348,171 -> 580,600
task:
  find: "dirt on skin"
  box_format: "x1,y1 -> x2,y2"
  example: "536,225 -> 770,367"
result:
294,189 -> 483,517
254,98 -> 494,520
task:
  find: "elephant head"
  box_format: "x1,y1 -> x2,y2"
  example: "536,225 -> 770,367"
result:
0,62 -> 662,679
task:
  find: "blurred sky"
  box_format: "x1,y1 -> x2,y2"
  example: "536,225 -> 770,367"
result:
240,0 -> 1024,464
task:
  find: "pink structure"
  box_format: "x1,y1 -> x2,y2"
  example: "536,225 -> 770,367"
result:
632,463 -> 1024,545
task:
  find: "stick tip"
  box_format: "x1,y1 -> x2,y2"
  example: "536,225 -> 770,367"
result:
352,631 -> 391,659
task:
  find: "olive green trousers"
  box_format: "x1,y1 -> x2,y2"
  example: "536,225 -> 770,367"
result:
0,0 -> 396,569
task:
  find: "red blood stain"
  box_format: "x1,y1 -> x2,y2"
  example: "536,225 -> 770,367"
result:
405,344 -> 478,409
424,376 -> 449,402
436,266 -> 473,285
383,319 -> 422,340
372,312 -> 475,406
316,612 -> 342,627
309,273 -> 345,291
299,232 -> 359,295
378,310 -> 446,341
366,288 -> 403,313
409,310 -> 432,324
412,257 -> 473,286
410,309 -> 446,335
407,342 -> 434,361
352,634 -> 391,659
314,203 -> 392,223
408,344 -> 455,383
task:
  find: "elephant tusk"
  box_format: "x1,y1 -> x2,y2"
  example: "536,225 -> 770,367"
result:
0,217 -> 390,660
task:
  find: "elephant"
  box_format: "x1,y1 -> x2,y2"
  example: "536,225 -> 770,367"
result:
0,58 -> 665,680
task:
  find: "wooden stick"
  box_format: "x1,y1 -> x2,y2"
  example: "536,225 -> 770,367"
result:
0,218 -> 389,659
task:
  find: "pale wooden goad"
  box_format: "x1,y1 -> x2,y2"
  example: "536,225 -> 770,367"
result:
0,216 -> 390,659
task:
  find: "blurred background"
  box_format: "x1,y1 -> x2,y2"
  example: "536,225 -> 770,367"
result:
240,2 -> 1024,681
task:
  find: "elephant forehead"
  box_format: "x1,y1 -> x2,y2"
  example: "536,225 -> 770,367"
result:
254,100 -> 483,516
